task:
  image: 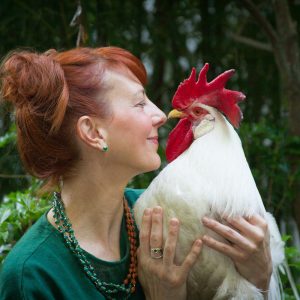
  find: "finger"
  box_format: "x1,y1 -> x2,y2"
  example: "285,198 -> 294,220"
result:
181,239 -> 202,277
202,235 -> 246,262
139,208 -> 152,255
226,216 -> 266,243
163,218 -> 179,266
202,217 -> 257,252
245,214 -> 269,231
150,206 -> 163,248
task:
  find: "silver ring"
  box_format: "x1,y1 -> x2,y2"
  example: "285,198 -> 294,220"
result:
150,247 -> 163,259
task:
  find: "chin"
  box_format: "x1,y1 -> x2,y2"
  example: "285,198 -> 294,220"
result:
150,159 -> 161,171
139,155 -> 161,174
149,153 -> 162,169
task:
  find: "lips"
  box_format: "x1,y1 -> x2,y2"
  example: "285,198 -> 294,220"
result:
147,136 -> 159,144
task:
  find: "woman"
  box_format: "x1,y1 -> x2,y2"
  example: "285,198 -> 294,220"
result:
0,47 -> 271,299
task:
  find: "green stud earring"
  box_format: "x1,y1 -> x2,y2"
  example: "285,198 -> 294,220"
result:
102,145 -> 108,152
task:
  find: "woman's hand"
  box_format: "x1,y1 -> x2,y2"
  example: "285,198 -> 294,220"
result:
138,206 -> 202,300
201,214 -> 272,297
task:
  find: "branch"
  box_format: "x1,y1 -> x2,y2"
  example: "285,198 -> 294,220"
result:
227,32 -> 272,52
0,174 -> 29,179
273,0 -> 295,34
240,0 -> 278,46
70,0 -> 87,47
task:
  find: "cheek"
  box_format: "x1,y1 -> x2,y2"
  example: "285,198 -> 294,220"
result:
137,117 -> 153,136
109,113 -> 153,148
122,113 -> 152,137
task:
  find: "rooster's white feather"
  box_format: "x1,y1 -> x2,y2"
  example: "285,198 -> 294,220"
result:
134,104 -> 285,299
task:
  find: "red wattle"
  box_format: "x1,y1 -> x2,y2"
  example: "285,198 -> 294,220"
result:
166,118 -> 194,162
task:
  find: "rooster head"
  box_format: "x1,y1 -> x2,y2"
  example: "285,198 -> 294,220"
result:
166,63 -> 245,162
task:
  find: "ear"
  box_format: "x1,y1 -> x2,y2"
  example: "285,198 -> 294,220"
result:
76,116 -> 106,151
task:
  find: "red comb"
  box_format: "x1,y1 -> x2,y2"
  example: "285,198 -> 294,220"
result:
172,63 -> 245,128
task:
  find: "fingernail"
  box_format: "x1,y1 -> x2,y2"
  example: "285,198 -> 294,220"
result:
153,206 -> 162,214
170,218 -> 179,226
144,208 -> 151,216
195,239 -> 202,247
202,217 -> 210,224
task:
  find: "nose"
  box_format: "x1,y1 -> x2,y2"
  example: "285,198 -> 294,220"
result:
151,103 -> 167,127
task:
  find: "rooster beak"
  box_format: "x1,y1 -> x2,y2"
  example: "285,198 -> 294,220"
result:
168,109 -> 186,119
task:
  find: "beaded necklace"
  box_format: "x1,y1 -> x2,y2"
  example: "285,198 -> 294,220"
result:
52,192 -> 137,300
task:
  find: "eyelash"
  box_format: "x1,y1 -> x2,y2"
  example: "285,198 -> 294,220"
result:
136,101 -> 146,107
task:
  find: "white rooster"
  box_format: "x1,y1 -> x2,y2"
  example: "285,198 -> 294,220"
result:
134,64 -> 285,300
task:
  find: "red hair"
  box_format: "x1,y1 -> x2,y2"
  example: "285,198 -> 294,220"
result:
0,47 -> 147,191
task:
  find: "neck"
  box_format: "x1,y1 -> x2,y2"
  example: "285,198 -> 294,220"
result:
48,160 -> 133,261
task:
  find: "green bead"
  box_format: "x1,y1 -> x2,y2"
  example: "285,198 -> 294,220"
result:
51,192 -> 133,298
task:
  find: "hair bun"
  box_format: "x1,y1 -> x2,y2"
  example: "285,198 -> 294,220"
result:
0,50 -> 69,132
1,51 -> 48,108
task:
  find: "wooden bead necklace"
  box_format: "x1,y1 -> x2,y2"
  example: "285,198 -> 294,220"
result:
52,192 -> 137,300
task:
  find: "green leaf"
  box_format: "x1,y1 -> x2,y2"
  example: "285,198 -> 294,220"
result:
0,209 -> 11,225
0,131 -> 16,148
0,244 -> 12,255
0,231 -> 9,242
282,235 -> 292,242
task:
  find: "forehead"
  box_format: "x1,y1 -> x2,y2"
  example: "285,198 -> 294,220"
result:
103,70 -> 144,102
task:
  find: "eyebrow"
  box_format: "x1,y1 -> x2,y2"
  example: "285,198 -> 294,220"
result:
133,89 -> 145,97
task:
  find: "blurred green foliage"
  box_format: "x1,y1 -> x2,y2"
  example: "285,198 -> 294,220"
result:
240,121 -> 300,218
281,236 -> 300,299
0,179 -> 51,262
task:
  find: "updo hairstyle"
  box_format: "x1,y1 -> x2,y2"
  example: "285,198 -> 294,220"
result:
0,47 -> 147,191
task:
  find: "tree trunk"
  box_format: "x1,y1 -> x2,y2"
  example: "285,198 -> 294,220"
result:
272,0 -> 300,230
241,0 -> 300,230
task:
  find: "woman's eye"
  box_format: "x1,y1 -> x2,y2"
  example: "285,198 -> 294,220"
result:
136,101 -> 146,107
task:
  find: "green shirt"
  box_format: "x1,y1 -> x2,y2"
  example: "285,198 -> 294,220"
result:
0,188 -> 145,300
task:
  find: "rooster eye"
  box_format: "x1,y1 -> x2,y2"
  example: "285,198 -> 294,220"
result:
194,109 -> 201,115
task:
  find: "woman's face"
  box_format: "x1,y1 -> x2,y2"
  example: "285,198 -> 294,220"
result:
100,70 -> 167,176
